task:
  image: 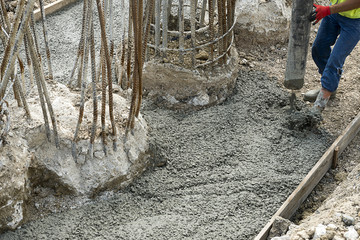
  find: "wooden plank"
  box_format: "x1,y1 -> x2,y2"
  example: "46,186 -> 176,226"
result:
33,0 -> 79,21
255,111 -> 360,240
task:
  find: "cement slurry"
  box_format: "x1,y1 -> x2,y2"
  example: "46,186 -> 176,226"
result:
0,1 -> 333,240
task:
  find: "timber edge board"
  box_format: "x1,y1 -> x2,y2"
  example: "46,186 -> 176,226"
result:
33,0 -> 79,22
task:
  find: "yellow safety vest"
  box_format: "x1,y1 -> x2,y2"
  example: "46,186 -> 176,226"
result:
331,0 -> 360,18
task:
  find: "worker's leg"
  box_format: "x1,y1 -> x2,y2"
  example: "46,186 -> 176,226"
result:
321,14 -> 360,93
312,14 -> 340,75
313,14 -> 360,112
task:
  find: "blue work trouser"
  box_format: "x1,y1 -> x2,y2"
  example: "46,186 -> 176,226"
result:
312,13 -> 360,93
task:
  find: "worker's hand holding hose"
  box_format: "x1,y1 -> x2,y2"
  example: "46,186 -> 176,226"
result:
309,4 -> 331,24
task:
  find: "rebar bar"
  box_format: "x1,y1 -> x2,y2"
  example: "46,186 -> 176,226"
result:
25,30 -> 51,142
154,0 -> 161,56
147,17 -> 235,53
178,0 -> 184,64
0,0 -> 35,99
0,24 -> 7,47
96,0 -> 117,151
12,63 -> 21,107
89,13 -> 97,158
162,0 -> 168,58
195,31 -> 233,68
0,0 -> 10,32
190,0 -> 196,66
69,0 -> 87,86
142,0 -> 154,65
118,0 -> 126,86
217,0 -> 224,64
109,0 -> 114,60
14,74 -> 31,118
221,0 -> 227,62
136,0 -> 150,117
127,0 -> 138,130
100,43 -> 107,155
209,0 -> 214,62
226,0 -> 231,49
127,0 -> 142,130
30,13 -> 41,59
73,0 -> 92,159
167,0 -> 172,16
39,0 -> 54,80
0,0 -> 25,79
27,26 -> 60,148
200,0 -> 207,27
126,0 -> 133,89
24,36 -> 34,86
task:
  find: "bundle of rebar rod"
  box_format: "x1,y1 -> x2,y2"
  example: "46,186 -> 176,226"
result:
68,0 -> 154,159
0,0 -> 59,148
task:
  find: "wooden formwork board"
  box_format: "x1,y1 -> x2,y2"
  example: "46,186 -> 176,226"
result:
33,0 -> 79,22
255,112 -> 360,240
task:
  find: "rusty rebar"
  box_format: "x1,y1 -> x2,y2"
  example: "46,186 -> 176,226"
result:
0,0 -> 25,79
0,0 -> 10,32
24,36 -> 34,87
162,0 -> 168,58
217,0 -> 224,64
30,13 -> 41,59
12,64 -> 21,107
14,74 -> 31,118
178,0 -> 184,64
118,0 -> 126,87
127,0 -> 140,130
136,0 -> 154,117
126,0 -> 133,89
26,26 -> 60,148
109,0 -> 114,60
154,0 -> 161,56
18,57 -> 25,91
0,0 -> 35,99
73,0 -> 92,159
209,0 -> 214,62
39,0 -> 54,80
25,30 -> 51,142
69,0 -> 87,86
89,14 -> 97,158
96,0 -> 117,151
221,0 -> 227,63
226,0 -> 231,49
190,0 -> 196,66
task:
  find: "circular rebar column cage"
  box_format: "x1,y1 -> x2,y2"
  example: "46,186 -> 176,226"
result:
147,0 -> 236,69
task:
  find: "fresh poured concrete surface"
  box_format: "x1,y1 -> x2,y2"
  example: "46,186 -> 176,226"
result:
0,1 -> 333,239
1,69 -> 332,239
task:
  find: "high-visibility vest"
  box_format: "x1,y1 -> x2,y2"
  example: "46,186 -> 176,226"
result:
331,0 -> 360,18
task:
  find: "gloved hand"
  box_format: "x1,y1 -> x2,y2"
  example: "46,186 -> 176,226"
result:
309,4 -> 331,24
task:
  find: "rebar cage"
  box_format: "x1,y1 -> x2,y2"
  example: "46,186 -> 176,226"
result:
147,0 -> 236,69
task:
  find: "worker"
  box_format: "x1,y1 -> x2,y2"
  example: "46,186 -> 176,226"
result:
306,0 -> 360,113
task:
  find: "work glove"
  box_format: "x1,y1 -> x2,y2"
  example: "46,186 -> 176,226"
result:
309,4 -> 331,24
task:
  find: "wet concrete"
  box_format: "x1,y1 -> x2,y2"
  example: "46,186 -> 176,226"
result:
0,1 -> 333,239
0,69 -> 333,239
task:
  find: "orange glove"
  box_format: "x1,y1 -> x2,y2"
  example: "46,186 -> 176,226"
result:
311,4 -> 331,24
